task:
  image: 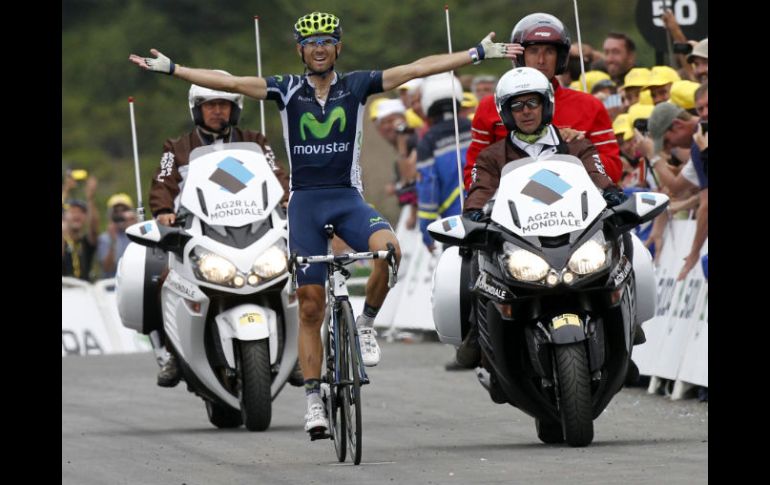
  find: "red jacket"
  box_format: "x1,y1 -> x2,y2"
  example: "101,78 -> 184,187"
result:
464,78 -> 622,188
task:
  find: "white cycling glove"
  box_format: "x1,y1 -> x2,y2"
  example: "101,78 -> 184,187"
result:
145,51 -> 176,75
468,34 -> 508,64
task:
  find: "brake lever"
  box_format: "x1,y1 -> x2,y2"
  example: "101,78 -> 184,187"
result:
386,242 -> 398,288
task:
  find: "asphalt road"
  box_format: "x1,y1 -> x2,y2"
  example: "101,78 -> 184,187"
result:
62,340 -> 707,484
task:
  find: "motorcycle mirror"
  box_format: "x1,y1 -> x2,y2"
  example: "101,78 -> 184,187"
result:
428,215 -> 486,246
607,191 -> 669,231
126,220 -> 192,256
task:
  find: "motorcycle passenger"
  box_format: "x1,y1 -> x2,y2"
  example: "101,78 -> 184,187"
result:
130,10 -> 519,437
455,67 -> 622,368
148,73 -> 291,388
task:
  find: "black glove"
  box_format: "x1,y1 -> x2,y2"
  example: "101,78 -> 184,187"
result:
463,209 -> 486,222
602,186 -> 628,207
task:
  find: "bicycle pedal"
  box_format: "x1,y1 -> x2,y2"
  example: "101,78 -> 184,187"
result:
308,427 -> 332,441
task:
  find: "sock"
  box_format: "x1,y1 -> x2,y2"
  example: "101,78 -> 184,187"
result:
304,378 -> 320,397
358,302 -> 380,328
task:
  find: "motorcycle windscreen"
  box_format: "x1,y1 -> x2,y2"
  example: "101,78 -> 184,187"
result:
181,142 -> 284,227
490,154 -> 606,238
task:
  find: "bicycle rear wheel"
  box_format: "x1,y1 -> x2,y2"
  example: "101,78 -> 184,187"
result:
339,300 -> 363,465
326,310 -> 346,462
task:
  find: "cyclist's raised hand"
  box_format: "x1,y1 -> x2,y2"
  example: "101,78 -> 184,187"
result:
129,49 -> 176,75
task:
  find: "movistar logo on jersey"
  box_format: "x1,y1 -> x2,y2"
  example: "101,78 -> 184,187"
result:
299,106 -> 346,141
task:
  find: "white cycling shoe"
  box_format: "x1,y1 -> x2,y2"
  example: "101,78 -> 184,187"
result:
304,402 -> 329,433
358,327 -> 381,367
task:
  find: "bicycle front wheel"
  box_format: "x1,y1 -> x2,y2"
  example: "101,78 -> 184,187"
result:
326,308 -> 346,462
339,300 -> 363,465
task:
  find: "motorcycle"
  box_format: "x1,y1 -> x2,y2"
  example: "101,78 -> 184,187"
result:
117,142 -> 298,431
429,154 -> 667,446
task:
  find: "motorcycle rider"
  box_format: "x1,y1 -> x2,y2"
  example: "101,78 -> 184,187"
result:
148,72 -> 292,387
130,11 -> 518,436
455,67 -> 624,368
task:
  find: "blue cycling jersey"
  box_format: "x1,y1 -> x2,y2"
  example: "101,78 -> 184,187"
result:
266,71 -> 383,191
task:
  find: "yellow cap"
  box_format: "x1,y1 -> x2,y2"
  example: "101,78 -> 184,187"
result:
626,103 -> 655,140
107,193 -> 134,209
612,113 -> 632,141
622,68 -> 652,88
461,92 -> 479,109
669,80 -> 700,110
639,89 -> 654,105
405,108 -> 424,129
368,98 -> 387,121
644,65 -> 681,89
570,70 -> 612,93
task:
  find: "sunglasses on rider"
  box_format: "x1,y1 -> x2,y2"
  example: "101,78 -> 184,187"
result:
510,97 -> 542,112
299,36 -> 339,48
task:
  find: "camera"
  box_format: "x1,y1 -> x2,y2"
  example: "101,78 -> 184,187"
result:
633,118 -> 648,134
699,121 -> 708,134
111,212 -> 126,223
673,42 -> 693,55
68,169 -> 88,181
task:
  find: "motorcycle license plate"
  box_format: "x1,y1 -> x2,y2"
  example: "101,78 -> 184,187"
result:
551,313 -> 580,330
239,312 -> 264,325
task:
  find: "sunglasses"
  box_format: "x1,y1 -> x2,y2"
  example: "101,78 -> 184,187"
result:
299,36 -> 339,48
510,97 -> 542,112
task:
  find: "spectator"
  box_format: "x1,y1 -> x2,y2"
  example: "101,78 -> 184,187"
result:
62,176 -> 99,281
669,80 -> 701,114
461,91 -> 479,120
619,67 -> 653,112
470,74 -> 497,101
687,38 -> 708,83
397,78 -> 426,130
643,66 -> 681,105
371,98 -> 419,229
97,193 -> 137,278
643,99 -> 707,274
603,32 -> 637,85
660,8 -> 696,81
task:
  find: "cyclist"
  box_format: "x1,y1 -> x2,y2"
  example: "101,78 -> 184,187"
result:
130,11 -> 518,438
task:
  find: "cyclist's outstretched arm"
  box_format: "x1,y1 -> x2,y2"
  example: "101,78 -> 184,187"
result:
129,48 -> 268,100
381,32 -> 520,91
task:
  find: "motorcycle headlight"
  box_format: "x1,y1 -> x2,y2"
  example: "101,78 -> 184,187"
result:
568,232 -> 608,275
503,242 -> 550,282
192,247 -> 237,284
252,244 -> 288,279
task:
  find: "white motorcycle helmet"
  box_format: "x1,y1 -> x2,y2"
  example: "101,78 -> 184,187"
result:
494,67 -> 555,133
420,73 -> 463,119
188,70 -> 245,127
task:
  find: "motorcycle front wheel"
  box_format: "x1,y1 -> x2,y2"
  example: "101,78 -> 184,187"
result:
555,343 -> 594,447
238,339 -> 272,431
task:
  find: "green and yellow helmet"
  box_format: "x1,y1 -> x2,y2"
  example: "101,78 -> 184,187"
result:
293,12 -> 341,42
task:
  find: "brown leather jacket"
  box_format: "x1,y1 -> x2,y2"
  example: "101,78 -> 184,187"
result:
464,132 -> 613,211
149,127 -> 290,216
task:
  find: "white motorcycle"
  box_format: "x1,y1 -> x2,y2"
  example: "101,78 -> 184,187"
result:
117,142 -> 298,431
